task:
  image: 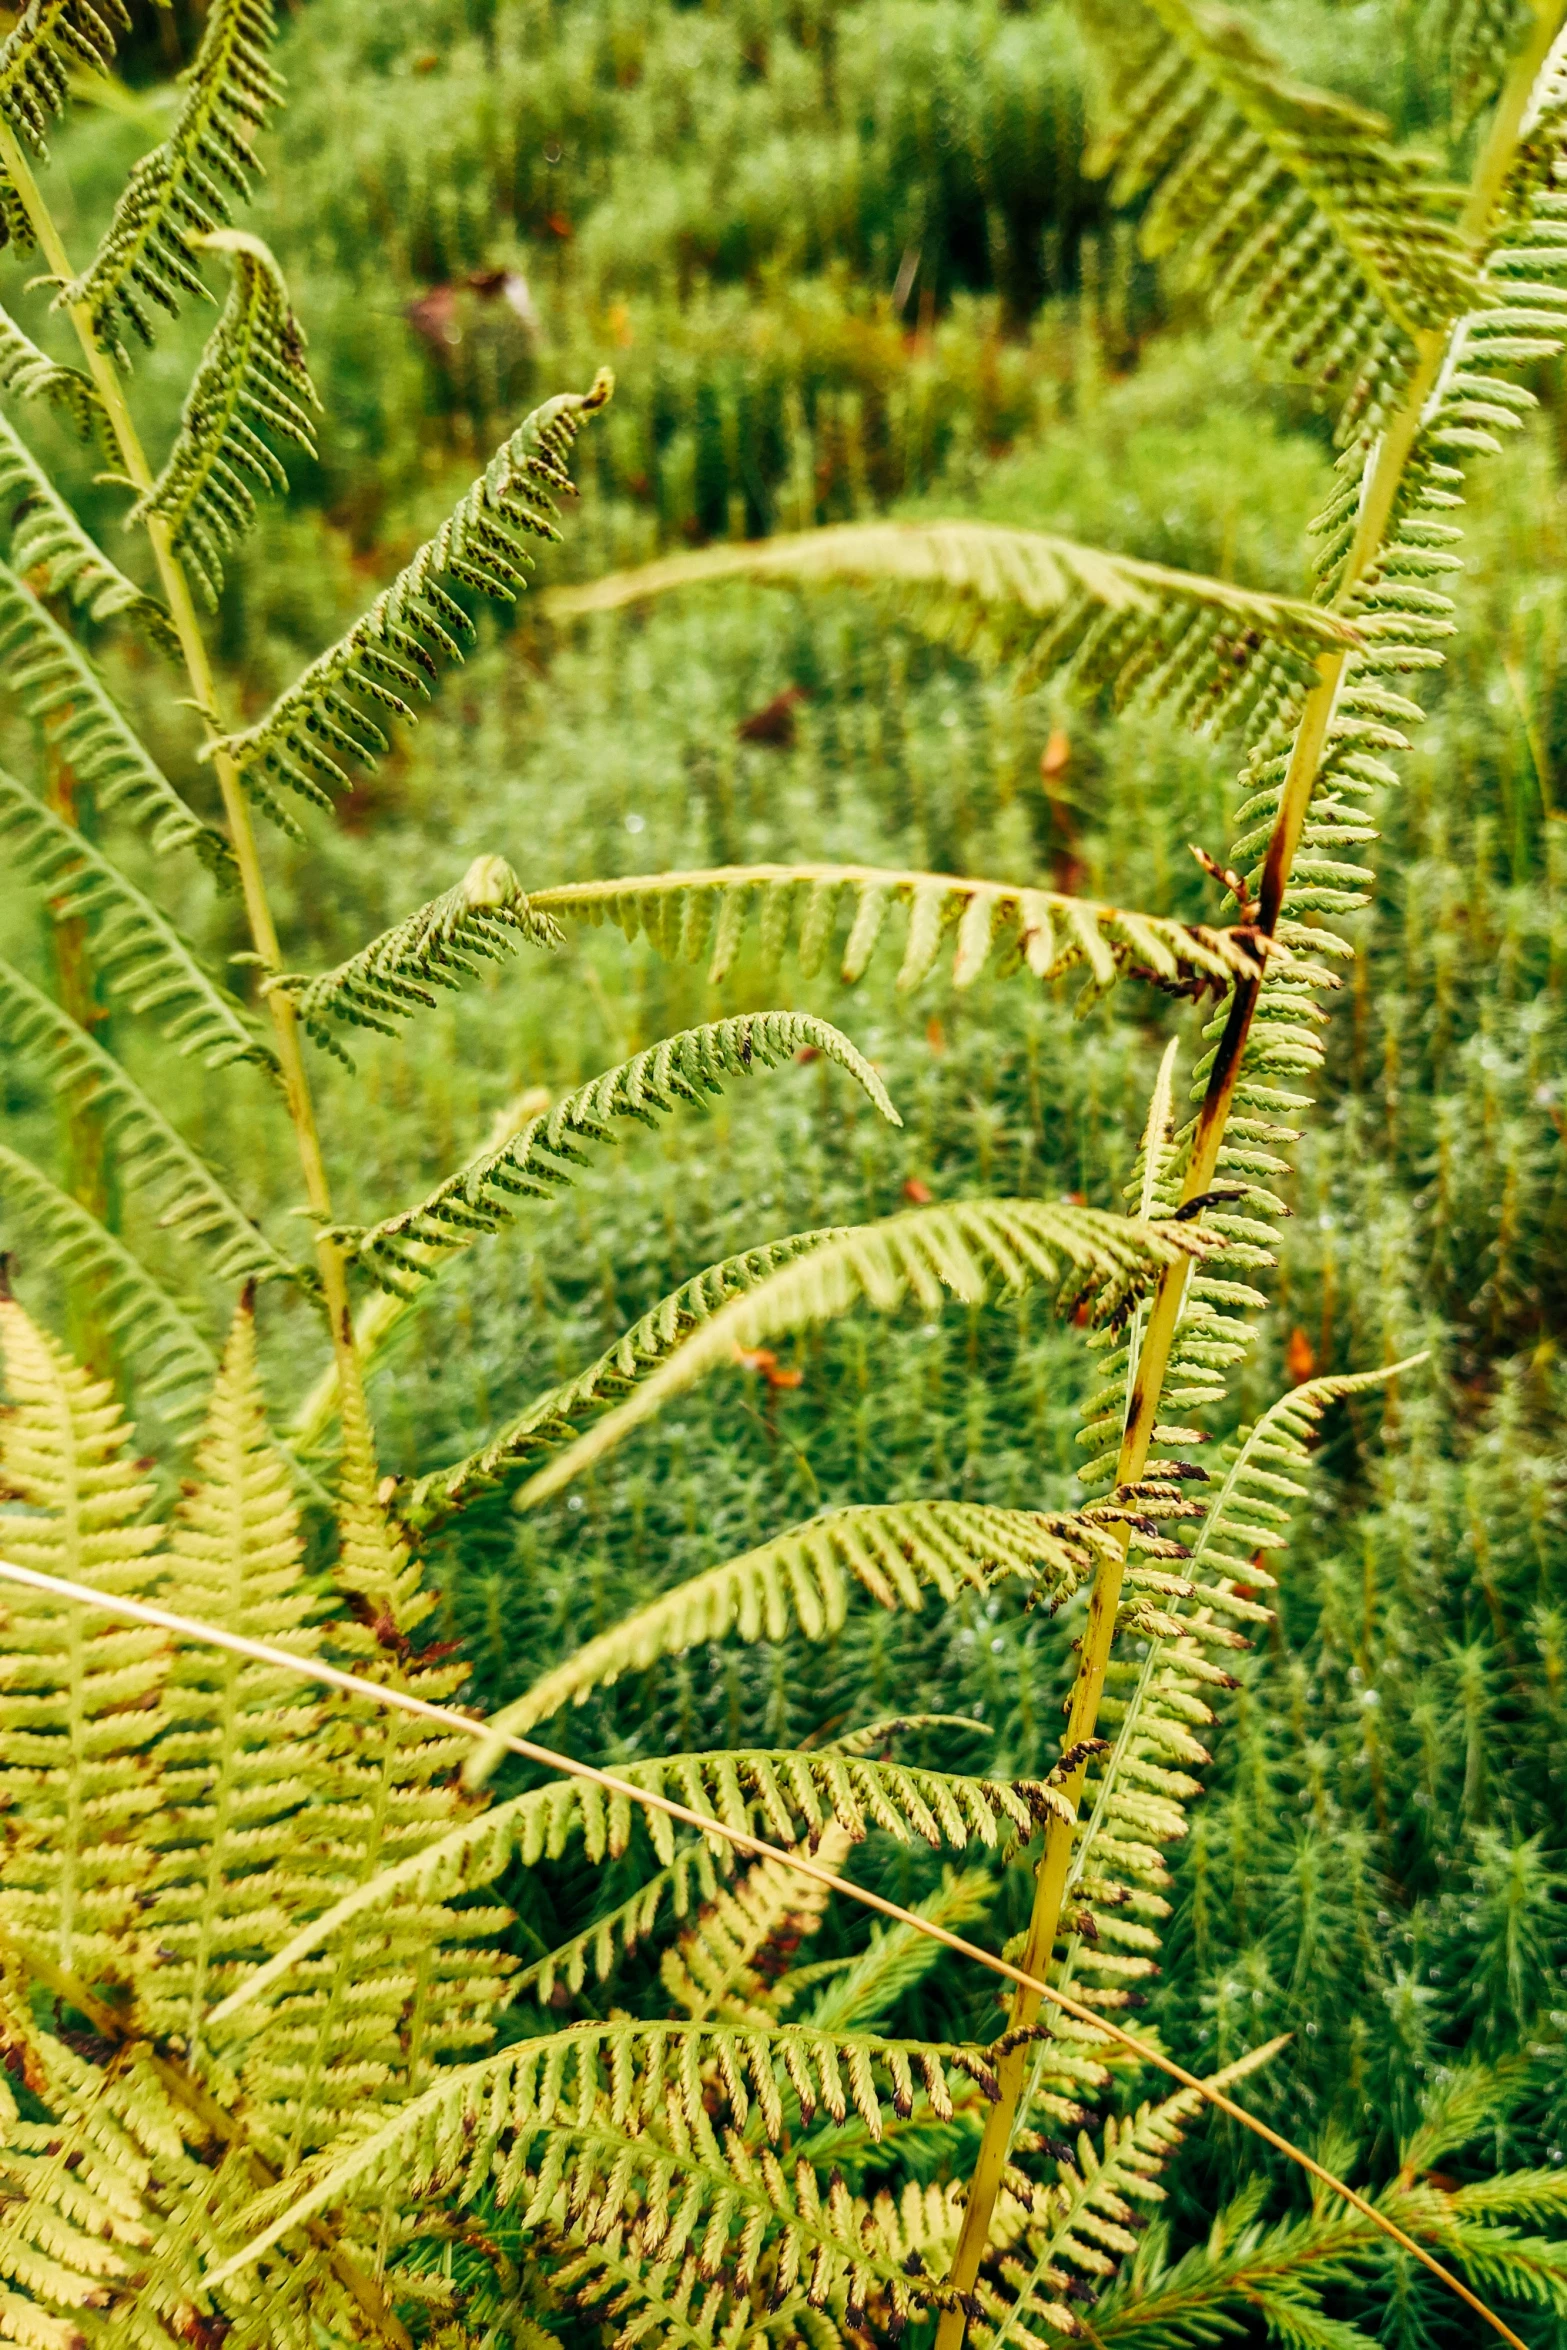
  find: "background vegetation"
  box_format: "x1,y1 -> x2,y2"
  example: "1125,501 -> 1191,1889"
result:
2,0 -> 1565,2332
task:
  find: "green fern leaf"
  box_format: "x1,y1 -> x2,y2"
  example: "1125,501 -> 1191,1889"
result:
0,1142 -> 216,1410
0,564 -> 226,876
0,411 -> 175,646
210,2016 -> 1004,2306
509,1200 -> 1210,1512
0,955 -> 299,1289
66,0 -> 284,350
213,373 -> 613,809
131,229 -> 317,606
532,859 -> 1267,1004
475,1502 -> 1115,1752
1079,0 -> 1479,437
267,854 -> 563,1061
0,767 -> 272,1071
661,1826 -> 854,2025
209,1747 -> 1062,2038
0,300 -> 100,439
404,1228 -> 848,1524
0,1290 -> 166,1984
544,520 -> 1358,736
334,1011 -> 900,1294
0,3 -> 128,242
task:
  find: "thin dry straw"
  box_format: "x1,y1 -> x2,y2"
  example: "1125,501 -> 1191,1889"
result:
0,1553 -> 1523,2347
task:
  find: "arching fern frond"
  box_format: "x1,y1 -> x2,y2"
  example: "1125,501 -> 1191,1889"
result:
532,860 -> 1268,1004
511,1200 -> 1210,1512
0,3 -> 128,233
209,1747 -> 1056,2042
1080,0 -> 1478,438
661,1825 -> 852,2025
0,565 -> 223,875
544,521 -> 1358,737
404,1228 -> 847,1525
214,373 -> 614,810
0,413 -> 174,645
267,854 -> 562,1061
0,1291 -> 166,1985
0,1143 -> 217,1410
131,229 -> 317,606
0,301 -> 100,438
211,2017 -> 1003,2301
66,0 -> 284,350
334,1011 -> 899,1294
0,767 -> 272,1072
0,956 -> 299,1289
477,1503 -> 1117,1751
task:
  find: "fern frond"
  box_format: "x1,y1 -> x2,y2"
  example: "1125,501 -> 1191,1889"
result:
405,1229 -> 847,1524
0,767 -> 272,1072
0,412 -> 173,645
0,302 -> 100,439
267,854 -> 563,1060
131,229 -> 316,606
546,521 -> 1358,737
476,1503 -> 1117,1753
532,860 -> 1268,1004
210,1747 -> 1059,2039
802,1867 -> 996,2034
210,2016 -> 1004,2303
510,1200 -> 1210,1512
214,374 -> 613,808
0,955 -> 299,1289
335,1011 -> 899,1295
0,564 -> 226,877
0,1293 -> 166,1983
131,1297 -> 320,2048
0,1142 -> 217,1409
1080,0 -> 1478,439
66,0 -> 284,350
0,4 -> 128,219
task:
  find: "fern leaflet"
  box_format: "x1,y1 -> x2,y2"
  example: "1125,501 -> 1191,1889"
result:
132,229 -> 317,606
0,766 -> 272,1071
546,520 -> 1358,737
214,374 -> 614,809
0,410 -> 175,645
67,0 -> 284,350
0,300 -> 100,438
533,859 -> 1270,1004
0,1143 -> 217,1410
267,853 -> 563,1060
334,1011 -> 900,1293
0,4 -> 128,244
0,956 -> 298,1288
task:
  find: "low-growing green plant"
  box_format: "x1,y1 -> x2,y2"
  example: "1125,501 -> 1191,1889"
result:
3,3 -> 1567,2348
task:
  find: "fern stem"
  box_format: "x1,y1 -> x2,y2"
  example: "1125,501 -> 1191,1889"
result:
0,117 -> 366,1414
933,14 -> 1567,2333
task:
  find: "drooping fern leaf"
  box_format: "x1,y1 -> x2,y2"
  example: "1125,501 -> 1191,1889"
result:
509,1200 -> 1211,1514
0,955 -> 298,1289
404,1228 -> 848,1524
334,1011 -> 900,1294
267,854 -> 563,1062
131,229 -> 317,606
0,300 -> 100,439
1078,0 -> 1479,439
0,1287 -> 166,1984
476,1502 -> 1119,1748
0,412 -> 175,646
0,564 -> 225,875
213,373 -> 614,809
0,1142 -> 217,1410
544,521 -> 1359,737
66,0 -> 284,350
532,860 -> 1269,1005
0,766 -> 272,1071
661,1825 -> 855,2026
